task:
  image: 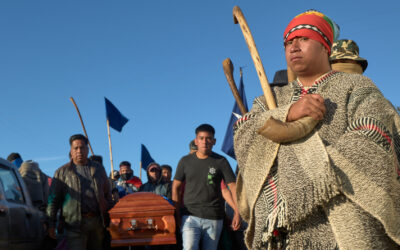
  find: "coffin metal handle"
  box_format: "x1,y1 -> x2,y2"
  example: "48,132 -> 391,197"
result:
147,218 -> 158,230
127,219 -> 137,231
126,218 -> 158,231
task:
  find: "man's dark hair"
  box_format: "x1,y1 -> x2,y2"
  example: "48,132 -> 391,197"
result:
119,161 -> 131,169
161,164 -> 172,173
195,124 -> 215,136
69,134 -> 88,146
89,155 -> 103,164
7,152 -> 22,162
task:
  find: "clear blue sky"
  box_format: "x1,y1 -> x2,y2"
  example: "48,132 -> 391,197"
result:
1,0 -> 399,182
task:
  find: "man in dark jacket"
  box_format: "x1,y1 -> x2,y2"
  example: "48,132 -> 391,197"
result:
47,134 -> 113,250
139,162 -> 171,199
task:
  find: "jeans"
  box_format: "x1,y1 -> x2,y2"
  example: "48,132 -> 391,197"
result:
65,217 -> 105,250
181,215 -> 223,250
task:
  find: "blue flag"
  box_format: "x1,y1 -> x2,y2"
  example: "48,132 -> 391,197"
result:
105,97 -> 129,132
141,144 -> 155,170
221,70 -> 248,159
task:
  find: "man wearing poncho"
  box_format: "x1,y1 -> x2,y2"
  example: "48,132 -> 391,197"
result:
233,10 -> 400,249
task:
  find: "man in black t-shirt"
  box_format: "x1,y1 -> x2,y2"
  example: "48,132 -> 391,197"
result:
172,124 -> 240,250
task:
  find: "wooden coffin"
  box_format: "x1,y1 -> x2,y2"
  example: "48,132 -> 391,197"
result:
108,192 -> 176,246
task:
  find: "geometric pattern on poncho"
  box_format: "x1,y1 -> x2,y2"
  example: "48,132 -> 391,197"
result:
260,165 -> 282,219
348,117 -> 392,152
233,113 -> 256,132
291,71 -> 337,102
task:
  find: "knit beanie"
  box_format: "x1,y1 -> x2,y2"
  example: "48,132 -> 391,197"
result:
283,10 -> 340,55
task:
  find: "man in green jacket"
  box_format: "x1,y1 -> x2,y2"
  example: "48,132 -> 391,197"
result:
47,134 -> 113,250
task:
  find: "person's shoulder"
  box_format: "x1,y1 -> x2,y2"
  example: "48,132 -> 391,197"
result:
159,179 -> 171,186
53,161 -> 73,178
89,159 -> 103,169
89,160 -> 107,175
209,152 -> 226,160
251,85 -> 292,110
272,83 -> 293,96
139,182 -> 151,190
332,71 -> 376,89
179,153 -> 195,162
209,152 -> 230,165
56,161 -> 72,172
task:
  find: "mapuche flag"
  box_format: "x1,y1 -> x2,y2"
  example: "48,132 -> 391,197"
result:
105,97 -> 129,132
221,70 -> 248,159
141,144 -> 155,171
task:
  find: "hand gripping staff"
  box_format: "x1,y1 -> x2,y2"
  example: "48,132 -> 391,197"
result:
232,6 -> 319,143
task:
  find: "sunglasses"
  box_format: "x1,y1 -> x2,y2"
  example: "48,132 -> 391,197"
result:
149,168 -> 160,173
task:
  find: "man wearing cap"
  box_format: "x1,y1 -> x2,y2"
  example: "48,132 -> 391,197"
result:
234,10 -> 400,249
330,39 -> 368,74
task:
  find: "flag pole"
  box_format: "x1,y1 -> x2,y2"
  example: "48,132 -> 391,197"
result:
140,161 -> 142,180
107,119 -> 115,179
70,97 -> 95,155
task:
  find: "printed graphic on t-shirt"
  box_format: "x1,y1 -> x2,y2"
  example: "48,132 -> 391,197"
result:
207,166 -> 217,185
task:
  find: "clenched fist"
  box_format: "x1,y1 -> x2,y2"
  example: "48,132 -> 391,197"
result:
287,94 -> 326,122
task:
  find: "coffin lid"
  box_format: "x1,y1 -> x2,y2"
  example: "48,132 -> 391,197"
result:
109,192 -> 174,214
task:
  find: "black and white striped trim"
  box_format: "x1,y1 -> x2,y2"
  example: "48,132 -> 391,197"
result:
347,117 -> 392,152
284,24 -> 331,47
255,97 -> 267,111
260,165 -> 282,216
233,113 -> 256,132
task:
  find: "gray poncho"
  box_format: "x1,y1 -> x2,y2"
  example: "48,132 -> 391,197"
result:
234,71 -> 400,249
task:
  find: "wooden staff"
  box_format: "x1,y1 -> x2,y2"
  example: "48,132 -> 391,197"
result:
70,97 -> 94,155
106,119 -> 115,179
222,58 -> 248,115
232,6 -> 318,143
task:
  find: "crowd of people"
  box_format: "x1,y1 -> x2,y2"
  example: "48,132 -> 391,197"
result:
4,124 -> 244,250
4,8 -> 400,250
